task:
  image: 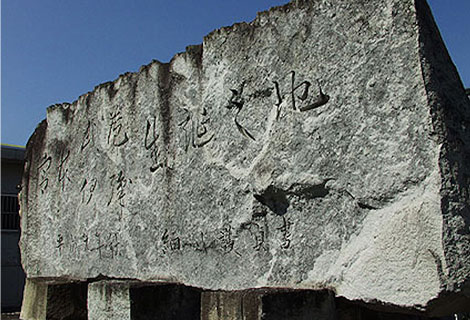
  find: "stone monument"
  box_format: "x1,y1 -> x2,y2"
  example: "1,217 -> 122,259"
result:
19,0 -> 470,319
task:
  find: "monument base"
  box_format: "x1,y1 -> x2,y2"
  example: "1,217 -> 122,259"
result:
20,279 -> 469,320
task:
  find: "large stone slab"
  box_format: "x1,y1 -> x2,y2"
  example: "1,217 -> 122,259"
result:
20,0 -> 470,315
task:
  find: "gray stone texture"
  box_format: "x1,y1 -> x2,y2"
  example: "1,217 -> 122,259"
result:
20,0 -> 470,316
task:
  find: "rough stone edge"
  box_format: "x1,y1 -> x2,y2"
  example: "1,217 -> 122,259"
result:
415,0 -> 470,315
19,120 -> 48,279
34,0 -> 299,121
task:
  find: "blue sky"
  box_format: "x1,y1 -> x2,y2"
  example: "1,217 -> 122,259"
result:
2,0 -> 469,146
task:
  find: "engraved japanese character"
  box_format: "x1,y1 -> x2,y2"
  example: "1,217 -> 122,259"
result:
179,107 -> 214,151
225,81 -> 256,141
58,150 -> 71,191
218,223 -> 235,253
38,154 -> 52,193
56,234 -> 64,255
108,170 -> 131,207
243,218 -> 268,252
145,116 -> 163,172
81,233 -> 89,251
80,178 -> 97,204
81,120 -> 93,151
273,71 -> 330,115
277,216 -> 293,249
161,229 -> 181,254
90,231 -> 105,259
108,111 -> 129,147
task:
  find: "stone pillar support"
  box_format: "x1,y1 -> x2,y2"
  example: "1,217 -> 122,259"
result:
20,279 -> 87,320
260,290 -> 336,320
20,279 -> 48,320
201,291 -> 261,320
87,281 -> 131,320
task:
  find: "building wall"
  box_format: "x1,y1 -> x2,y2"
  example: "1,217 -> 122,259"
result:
1,162 -> 23,194
1,145 -> 26,312
1,231 -> 25,311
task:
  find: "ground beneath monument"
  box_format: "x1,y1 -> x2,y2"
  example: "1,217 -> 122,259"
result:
1,312 -> 20,320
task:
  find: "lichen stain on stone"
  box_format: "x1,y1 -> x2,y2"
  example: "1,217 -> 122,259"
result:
186,44 -> 203,70
157,63 -> 172,148
49,138 -> 69,160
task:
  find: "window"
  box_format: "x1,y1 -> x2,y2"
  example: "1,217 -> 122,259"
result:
1,194 -> 20,230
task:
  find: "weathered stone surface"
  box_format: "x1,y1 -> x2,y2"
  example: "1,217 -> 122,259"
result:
20,0 -> 470,315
